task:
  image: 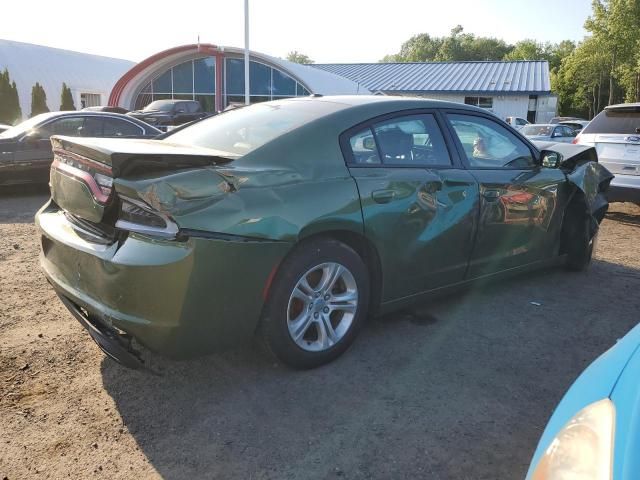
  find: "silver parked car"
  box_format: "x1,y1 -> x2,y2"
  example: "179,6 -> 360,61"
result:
504,116 -> 530,129
521,124 -> 577,143
559,119 -> 590,134
575,103 -> 640,203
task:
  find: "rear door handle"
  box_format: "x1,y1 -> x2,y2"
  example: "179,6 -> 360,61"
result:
372,189 -> 396,204
482,190 -> 501,201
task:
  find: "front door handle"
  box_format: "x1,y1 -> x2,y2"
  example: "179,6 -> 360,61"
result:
482,189 -> 501,201
372,189 -> 396,204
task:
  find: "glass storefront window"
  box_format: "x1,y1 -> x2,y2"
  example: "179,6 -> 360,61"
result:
152,70 -> 172,94
194,58 -> 215,94
133,56 -> 311,112
172,61 -> 193,94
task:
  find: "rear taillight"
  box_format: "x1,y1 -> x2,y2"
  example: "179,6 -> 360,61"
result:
51,150 -> 114,203
115,196 -> 178,239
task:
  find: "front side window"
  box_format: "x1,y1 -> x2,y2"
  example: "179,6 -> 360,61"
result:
448,114 -> 535,169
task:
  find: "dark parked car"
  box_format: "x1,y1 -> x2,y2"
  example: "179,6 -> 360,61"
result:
83,106 -> 130,114
127,100 -> 207,129
36,96 -> 612,370
0,111 -> 161,186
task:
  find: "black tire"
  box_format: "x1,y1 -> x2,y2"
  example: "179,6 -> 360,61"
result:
565,213 -> 595,271
260,238 -> 370,369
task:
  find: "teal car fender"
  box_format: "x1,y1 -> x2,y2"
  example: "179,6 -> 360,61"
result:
526,322 -> 640,479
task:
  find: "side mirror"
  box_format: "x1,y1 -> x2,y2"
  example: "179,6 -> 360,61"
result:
362,136 -> 376,150
541,150 -> 562,168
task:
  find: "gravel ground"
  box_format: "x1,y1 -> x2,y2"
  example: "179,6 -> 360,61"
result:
1,188 -> 639,480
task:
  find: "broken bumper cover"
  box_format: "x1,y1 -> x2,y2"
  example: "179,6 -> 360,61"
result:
56,292 -> 144,369
37,206 -> 291,360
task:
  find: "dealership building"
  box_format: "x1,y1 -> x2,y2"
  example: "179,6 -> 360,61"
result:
0,39 -> 556,122
108,43 -> 366,113
0,39 -> 133,120
313,61 -> 556,123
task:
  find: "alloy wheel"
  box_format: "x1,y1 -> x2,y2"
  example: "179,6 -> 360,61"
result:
286,262 -> 358,352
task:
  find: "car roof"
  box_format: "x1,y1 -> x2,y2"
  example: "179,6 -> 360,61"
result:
604,102 -> 640,111
269,95 -> 494,117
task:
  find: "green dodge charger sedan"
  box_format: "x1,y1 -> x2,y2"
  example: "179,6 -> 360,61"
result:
36,96 -> 613,369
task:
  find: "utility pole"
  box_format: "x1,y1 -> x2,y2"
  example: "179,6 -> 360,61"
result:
244,0 -> 250,105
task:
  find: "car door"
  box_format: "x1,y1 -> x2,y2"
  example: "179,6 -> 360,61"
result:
13,116 -> 86,183
444,111 -> 570,277
343,111 -> 478,301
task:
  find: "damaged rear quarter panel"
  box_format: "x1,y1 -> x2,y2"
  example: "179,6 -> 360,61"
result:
114,116 -> 365,243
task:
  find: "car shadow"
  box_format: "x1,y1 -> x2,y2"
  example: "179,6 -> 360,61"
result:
605,210 -> 640,227
0,185 -> 49,224
100,259 -> 640,480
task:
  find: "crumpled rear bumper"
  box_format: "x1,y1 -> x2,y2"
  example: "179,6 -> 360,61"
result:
37,204 -> 292,360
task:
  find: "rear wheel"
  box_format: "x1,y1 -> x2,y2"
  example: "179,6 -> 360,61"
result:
260,238 -> 370,369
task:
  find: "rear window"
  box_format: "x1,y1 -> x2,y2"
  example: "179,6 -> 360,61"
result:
521,125 -> 552,136
583,109 -> 640,135
165,100 -> 343,156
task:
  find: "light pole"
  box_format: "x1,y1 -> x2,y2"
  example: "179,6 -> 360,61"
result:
244,0 -> 250,105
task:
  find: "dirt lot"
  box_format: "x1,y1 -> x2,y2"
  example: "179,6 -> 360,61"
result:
1,187 -> 639,480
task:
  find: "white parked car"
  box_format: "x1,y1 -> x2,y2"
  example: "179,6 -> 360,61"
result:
574,103 -> 640,204
505,116 -> 529,129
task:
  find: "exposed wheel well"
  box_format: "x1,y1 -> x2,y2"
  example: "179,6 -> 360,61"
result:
560,191 -> 588,255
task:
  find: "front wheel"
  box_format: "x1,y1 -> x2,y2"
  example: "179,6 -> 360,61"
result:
565,214 -> 595,271
260,238 -> 370,369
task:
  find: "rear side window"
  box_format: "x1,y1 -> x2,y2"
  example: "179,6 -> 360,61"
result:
103,118 -> 143,137
583,109 -> 640,135
347,114 -> 451,167
187,102 -> 202,113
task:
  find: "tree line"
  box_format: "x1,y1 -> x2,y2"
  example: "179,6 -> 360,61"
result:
0,69 -> 76,125
379,0 -> 640,119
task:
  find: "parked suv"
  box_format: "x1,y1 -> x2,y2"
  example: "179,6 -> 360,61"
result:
574,103 -> 640,203
127,100 -> 207,130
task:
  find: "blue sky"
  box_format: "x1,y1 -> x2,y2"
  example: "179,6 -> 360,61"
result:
2,0 -> 593,62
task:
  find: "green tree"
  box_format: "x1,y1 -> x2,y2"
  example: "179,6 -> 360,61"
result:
286,51 -> 314,64
380,26 -> 511,63
585,0 -> 640,105
30,82 -> 49,117
0,69 -> 22,124
59,82 -> 75,110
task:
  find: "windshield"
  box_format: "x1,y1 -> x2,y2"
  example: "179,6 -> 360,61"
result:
165,100 -> 344,157
143,100 -> 176,112
0,113 -> 56,139
582,109 -> 640,135
521,125 -> 553,136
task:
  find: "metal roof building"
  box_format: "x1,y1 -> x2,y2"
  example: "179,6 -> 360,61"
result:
313,61 -> 556,122
0,39 -> 134,121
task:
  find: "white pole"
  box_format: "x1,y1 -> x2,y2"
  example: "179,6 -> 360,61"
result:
244,0 -> 250,105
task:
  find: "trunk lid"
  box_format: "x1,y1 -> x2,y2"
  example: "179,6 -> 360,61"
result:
49,136 -> 236,225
